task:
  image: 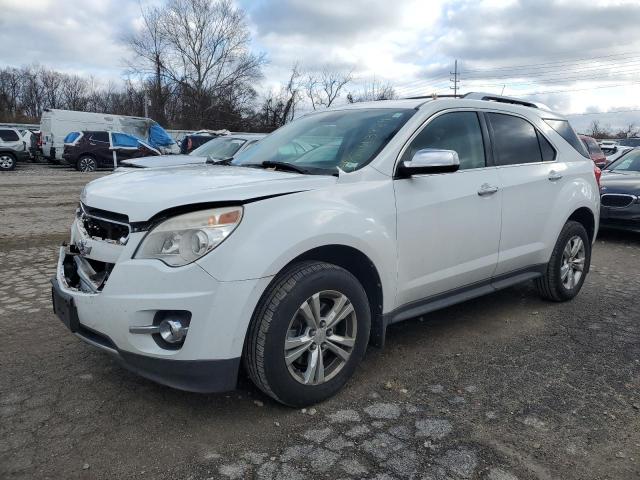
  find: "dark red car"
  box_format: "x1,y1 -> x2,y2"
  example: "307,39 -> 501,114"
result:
62,131 -> 160,172
579,135 -> 606,169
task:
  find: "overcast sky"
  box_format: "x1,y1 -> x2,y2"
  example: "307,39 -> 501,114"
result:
1,0 -> 640,132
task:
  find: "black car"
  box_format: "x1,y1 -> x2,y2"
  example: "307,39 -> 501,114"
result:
179,130 -> 229,154
62,131 -> 160,172
599,148 -> 640,233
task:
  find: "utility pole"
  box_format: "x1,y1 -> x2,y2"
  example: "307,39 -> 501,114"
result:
450,59 -> 460,97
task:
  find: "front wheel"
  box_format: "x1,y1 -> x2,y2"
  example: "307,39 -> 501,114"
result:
0,153 -> 16,171
244,261 -> 371,407
536,220 -> 591,301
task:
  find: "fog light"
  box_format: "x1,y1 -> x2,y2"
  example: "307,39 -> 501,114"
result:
159,319 -> 188,344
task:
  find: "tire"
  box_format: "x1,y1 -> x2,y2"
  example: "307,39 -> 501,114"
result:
0,153 -> 16,171
536,220 -> 591,302
244,261 -> 371,407
76,155 -> 97,172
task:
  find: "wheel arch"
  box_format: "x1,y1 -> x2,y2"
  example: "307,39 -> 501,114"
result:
567,206 -> 596,244
256,244 -> 387,348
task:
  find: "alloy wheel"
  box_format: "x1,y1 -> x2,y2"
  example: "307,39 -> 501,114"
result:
79,157 -> 96,172
284,290 -> 357,385
0,155 -> 15,169
561,235 -> 585,290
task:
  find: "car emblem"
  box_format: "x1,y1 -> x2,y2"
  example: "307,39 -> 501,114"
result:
77,239 -> 92,256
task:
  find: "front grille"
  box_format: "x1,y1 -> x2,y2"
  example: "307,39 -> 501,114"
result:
79,203 -> 130,243
601,194 -> 636,208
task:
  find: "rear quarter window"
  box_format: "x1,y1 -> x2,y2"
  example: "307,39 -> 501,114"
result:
544,119 -> 590,158
0,129 -> 20,142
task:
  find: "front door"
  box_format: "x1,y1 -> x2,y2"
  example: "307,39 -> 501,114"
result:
394,110 -> 502,307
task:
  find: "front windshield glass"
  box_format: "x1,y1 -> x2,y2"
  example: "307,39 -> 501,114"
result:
232,108 -> 415,174
609,150 -> 640,172
190,137 -> 246,158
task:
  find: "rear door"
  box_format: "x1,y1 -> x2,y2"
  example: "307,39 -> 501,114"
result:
486,112 -> 561,275
87,132 -> 112,166
394,110 -> 502,305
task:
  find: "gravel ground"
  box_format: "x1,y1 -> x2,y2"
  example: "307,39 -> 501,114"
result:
1,164 -> 639,480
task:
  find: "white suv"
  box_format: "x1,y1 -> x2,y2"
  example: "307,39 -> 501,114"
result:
52,93 -> 600,406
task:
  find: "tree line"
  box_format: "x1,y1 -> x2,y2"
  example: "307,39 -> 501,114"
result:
0,0 -> 397,133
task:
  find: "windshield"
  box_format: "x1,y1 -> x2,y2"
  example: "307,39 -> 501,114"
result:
609,149 -> 640,172
190,137 -> 246,159
231,108 -> 415,174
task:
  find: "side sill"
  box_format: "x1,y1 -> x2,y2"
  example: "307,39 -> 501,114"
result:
385,265 -> 546,326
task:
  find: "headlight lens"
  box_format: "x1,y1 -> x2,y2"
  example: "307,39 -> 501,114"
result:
135,206 -> 243,266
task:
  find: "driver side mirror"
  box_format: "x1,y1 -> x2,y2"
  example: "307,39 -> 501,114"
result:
397,148 -> 460,177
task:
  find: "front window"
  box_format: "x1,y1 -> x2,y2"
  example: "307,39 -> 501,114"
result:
191,137 -> 247,159
608,150 -> 640,172
232,108 -> 415,174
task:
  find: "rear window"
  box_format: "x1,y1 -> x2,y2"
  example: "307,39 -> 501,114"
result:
0,129 -> 20,142
543,119 -> 589,158
583,137 -> 603,156
64,132 -> 81,144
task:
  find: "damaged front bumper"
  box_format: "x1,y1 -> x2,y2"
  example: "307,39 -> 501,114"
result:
50,214 -> 271,393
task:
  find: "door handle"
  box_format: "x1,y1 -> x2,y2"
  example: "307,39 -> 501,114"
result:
478,183 -> 499,196
548,170 -> 563,181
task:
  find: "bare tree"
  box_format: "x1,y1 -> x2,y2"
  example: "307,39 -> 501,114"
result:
258,64 -> 302,129
305,68 -> 353,109
160,0 -> 264,126
615,123 -> 640,139
347,78 -> 397,103
125,4 -> 170,124
586,120 -> 611,139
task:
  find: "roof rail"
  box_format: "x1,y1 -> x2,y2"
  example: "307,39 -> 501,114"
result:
403,94 -> 459,100
463,92 -> 551,111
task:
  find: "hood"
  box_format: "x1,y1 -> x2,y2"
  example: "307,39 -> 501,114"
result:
83,164 -> 336,221
600,171 -> 640,195
121,154 -> 205,169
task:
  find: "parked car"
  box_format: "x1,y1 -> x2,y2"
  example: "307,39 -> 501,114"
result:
598,139 -> 618,156
120,133 -> 265,169
579,135 -> 607,168
617,138 -> 640,148
52,93 -> 599,406
599,148 -> 640,233
0,127 -> 29,171
62,131 -> 161,172
40,109 -> 178,162
180,129 -> 230,154
604,144 -> 634,165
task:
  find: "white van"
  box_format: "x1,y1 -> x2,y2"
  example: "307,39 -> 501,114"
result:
40,109 -> 178,161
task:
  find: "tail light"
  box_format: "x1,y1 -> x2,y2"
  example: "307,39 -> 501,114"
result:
37,134 -> 42,147
594,165 -> 602,189
187,137 -> 193,151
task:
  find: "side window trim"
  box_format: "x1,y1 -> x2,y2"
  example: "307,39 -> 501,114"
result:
394,108 -> 489,176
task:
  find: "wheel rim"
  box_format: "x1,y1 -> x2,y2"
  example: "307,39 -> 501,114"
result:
561,235 -> 585,290
79,157 -> 95,172
0,155 -> 14,169
284,290 -> 357,386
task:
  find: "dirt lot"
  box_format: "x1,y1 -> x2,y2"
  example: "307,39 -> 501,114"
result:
1,164 -> 639,480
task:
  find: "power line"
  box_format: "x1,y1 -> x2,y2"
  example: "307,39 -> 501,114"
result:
460,50 -> 640,73
565,109 -> 640,116
519,81 -> 640,96
462,62 -> 640,81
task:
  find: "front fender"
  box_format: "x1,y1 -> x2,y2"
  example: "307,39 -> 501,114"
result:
197,177 -> 398,312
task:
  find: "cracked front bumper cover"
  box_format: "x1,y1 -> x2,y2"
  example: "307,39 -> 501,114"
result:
51,274 -> 241,393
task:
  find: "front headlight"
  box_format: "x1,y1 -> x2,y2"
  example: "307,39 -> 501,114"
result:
134,206 -> 243,266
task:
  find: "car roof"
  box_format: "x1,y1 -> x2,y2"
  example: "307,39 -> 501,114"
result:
323,94 -> 565,119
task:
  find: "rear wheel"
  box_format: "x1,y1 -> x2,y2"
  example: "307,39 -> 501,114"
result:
76,155 -> 97,172
0,153 -> 16,171
244,261 -> 370,407
536,220 -> 591,301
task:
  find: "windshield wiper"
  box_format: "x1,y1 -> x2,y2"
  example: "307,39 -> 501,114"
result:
260,161 -> 310,174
